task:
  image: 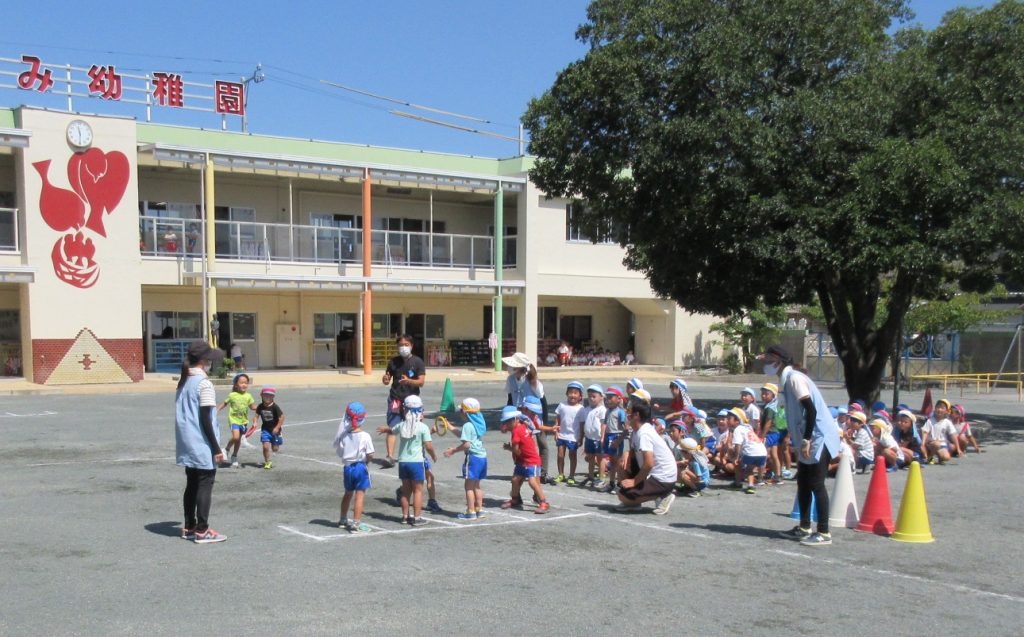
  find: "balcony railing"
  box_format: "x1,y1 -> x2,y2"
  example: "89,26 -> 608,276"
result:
139,216 -> 517,269
0,208 -> 19,252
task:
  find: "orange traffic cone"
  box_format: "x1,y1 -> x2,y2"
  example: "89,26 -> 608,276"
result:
856,456 -> 894,536
892,461 -> 935,543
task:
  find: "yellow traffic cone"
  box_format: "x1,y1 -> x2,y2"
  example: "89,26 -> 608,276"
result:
891,461 -> 935,543
439,376 -> 456,412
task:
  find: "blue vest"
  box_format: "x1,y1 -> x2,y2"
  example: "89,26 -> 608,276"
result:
175,373 -> 219,470
780,367 -> 840,464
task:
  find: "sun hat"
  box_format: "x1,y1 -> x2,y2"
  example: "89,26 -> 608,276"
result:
680,437 -> 699,452
627,377 -> 644,391
653,417 -> 667,429
936,398 -> 952,410
759,345 -> 793,364
761,382 -> 778,395
717,408 -> 730,418
740,387 -> 756,398
566,381 -> 584,393
668,420 -> 687,431
604,386 -> 624,397
870,418 -> 891,435
683,406 -> 700,420
696,409 -> 708,421
670,378 -> 688,393
501,352 -> 532,369
727,407 -> 748,423
500,405 -> 522,422
630,388 -> 652,403
459,397 -> 481,413
837,406 -> 849,415
522,395 -> 543,414
848,411 -> 867,424
586,383 -> 604,395
897,409 -> 916,422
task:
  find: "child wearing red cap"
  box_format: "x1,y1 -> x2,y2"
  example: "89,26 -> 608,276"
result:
951,404 -> 982,454
255,387 -> 285,470
334,402 -> 374,533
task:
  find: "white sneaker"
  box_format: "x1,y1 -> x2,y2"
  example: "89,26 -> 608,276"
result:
230,459 -> 240,468
241,438 -> 254,449
653,493 -> 675,516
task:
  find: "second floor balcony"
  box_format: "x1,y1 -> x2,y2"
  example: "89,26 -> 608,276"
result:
139,216 -> 516,269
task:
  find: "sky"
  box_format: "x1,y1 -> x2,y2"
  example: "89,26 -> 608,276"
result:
0,0 -> 998,159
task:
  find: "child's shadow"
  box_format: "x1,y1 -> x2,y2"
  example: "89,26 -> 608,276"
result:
309,518 -> 340,529
671,522 -> 780,539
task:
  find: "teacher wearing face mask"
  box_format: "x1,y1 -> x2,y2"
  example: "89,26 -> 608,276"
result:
381,334 -> 426,468
503,352 -> 552,483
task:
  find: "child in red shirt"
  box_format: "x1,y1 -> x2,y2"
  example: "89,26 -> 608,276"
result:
499,406 -> 549,513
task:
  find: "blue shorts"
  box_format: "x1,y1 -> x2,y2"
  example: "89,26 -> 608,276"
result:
764,432 -> 780,447
398,461 -> 425,482
694,481 -> 708,491
704,439 -> 717,455
778,429 -> 789,441
556,438 -> 579,451
513,464 -> 542,478
463,455 -> 488,481
741,455 -> 767,468
231,423 -> 247,432
602,433 -> 623,457
343,462 -> 371,491
584,438 -> 602,455
424,456 -> 433,472
260,431 -> 283,446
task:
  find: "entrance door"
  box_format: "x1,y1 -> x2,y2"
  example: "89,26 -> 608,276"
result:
335,313 -> 357,367
217,311 -> 259,370
405,313 -> 425,359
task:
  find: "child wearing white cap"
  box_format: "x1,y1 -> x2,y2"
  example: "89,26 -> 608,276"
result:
740,387 -> 761,434
728,407 -> 767,493
443,397 -> 489,520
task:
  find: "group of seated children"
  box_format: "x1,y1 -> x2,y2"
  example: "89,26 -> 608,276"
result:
542,343 -> 635,367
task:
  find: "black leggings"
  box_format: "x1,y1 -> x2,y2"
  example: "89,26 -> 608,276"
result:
183,467 -> 216,532
796,448 -> 831,534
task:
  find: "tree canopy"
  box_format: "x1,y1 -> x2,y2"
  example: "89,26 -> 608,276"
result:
523,0 -> 1024,402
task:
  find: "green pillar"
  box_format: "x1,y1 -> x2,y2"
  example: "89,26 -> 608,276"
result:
494,183 -> 504,371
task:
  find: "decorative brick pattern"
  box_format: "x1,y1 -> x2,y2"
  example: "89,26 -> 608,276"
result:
32,328 -> 143,384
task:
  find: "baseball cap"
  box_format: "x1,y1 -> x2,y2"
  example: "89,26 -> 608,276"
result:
717,408 -> 730,418
260,386 -> 276,396
586,383 -> 604,395
627,377 -> 644,391
837,406 -> 849,415
566,381 -> 584,393
653,417 -> 667,429
668,420 -> 687,431
936,398 -> 952,410
740,387 -> 756,398
848,411 -> 867,424
683,406 -> 700,420
345,402 -> 367,421
696,409 -> 708,421
500,405 -> 522,422
604,386 -> 624,398
458,397 -> 481,413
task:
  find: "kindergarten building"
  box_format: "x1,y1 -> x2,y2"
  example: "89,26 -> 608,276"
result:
0,105 -> 721,384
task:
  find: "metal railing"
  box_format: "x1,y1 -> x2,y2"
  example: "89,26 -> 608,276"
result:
138,215 -> 516,269
0,208 -> 19,252
910,372 -> 1024,400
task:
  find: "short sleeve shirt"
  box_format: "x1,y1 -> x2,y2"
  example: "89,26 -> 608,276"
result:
604,406 -> 626,435
387,354 -> 426,402
255,402 -> 283,433
338,429 -> 375,464
396,421 -> 432,463
460,420 -> 486,458
555,402 -> 584,441
511,422 -> 541,466
225,391 -> 255,425
635,423 -> 679,484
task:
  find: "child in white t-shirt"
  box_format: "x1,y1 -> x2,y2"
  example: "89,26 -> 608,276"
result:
870,418 -> 903,471
554,381 -> 585,484
951,404 -> 982,454
923,399 -> 960,464
333,402 -> 374,533
579,384 -> 607,486
846,411 -> 875,473
728,407 -> 767,493
740,387 -> 761,432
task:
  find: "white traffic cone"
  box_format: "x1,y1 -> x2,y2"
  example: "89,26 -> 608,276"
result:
829,446 -> 860,528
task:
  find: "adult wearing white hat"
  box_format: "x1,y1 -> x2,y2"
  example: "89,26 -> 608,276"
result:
760,345 -> 840,546
503,352 -> 552,483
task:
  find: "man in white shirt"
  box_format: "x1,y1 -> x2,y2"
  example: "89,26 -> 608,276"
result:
617,393 -> 678,515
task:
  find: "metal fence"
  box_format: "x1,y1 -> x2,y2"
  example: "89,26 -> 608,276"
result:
803,332 -> 959,383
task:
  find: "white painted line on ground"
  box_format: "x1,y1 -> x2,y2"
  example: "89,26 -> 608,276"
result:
27,456 -> 174,467
592,512 -> 714,540
279,511 -> 592,541
0,410 -> 58,418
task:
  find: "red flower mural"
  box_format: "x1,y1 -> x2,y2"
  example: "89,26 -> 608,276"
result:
34,146 -> 129,289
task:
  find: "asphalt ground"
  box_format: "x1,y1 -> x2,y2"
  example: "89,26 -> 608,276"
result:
3,380 -> 1023,636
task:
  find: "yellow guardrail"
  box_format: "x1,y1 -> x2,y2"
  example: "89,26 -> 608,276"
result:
910,373 -> 1024,400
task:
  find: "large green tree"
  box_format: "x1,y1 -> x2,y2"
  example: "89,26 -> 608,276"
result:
523,0 -> 1024,402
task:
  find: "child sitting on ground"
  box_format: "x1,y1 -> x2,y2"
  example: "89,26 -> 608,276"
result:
676,435 -> 710,497
729,407 -> 767,493
951,404 -> 982,454
894,409 -> 924,464
870,418 -> 903,470
846,411 -> 875,473
334,402 -> 374,533
922,398 -> 961,464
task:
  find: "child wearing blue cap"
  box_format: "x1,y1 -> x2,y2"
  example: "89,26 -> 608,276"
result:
255,387 -> 284,470
334,402 -> 374,533
444,398 -> 489,520
554,381 -> 586,484
500,405 -> 549,513
580,384 -> 607,486
596,386 -> 627,492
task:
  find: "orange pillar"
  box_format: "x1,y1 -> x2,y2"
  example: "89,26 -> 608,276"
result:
362,169 -> 373,375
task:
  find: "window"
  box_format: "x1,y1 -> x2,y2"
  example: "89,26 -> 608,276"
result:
371,313 -> 403,339
483,306 -> 516,338
314,313 -> 357,341
425,314 -> 445,339
566,202 -> 618,244
148,311 -> 202,339
538,307 -> 558,339
231,313 -> 256,340
559,315 -> 592,346
139,201 -> 198,218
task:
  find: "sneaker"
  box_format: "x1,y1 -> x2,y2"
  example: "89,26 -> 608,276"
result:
728,482 -> 744,490
474,509 -> 487,519
779,525 -> 812,540
553,474 -> 566,483
263,461 -> 272,470
193,529 -> 227,544
685,490 -> 702,498
410,517 -> 428,526
180,527 -> 194,540
230,459 -> 240,468
457,510 -> 477,520
349,522 -> 371,534
652,493 -> 675,515
338,518 -> 353,530
500,498 -> 524,509
593,479 -> 608,489
535,501 -> 550,514
426,499 -> 442,513
566,478 -> 577,486
756,480 -> 767,487
580,477 -> 592,487
745,486 -> 757,494
241,438 -> 254,449
926,457 -> 938,465
799,532 -> 833,546
781,469 -> 794,479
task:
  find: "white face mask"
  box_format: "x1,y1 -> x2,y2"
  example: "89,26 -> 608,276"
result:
764,362 -> 780,376
398,345 -> 412,358
203,361 -> 212,373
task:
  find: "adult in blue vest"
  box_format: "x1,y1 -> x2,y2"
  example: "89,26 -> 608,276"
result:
175,340 -> 227,544
760,345 -> 840,546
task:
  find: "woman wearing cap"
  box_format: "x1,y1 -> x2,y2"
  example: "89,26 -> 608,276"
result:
503,352 -> 552,482
761,345 -> 840,547
175,340 -> 227,544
